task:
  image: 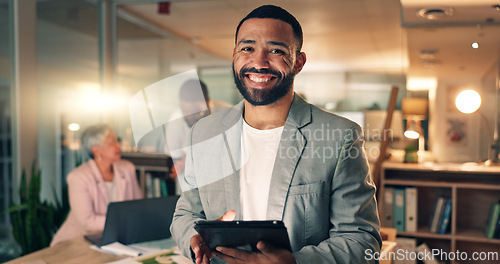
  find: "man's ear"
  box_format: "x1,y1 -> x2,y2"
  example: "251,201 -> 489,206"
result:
294,52 -> 306,75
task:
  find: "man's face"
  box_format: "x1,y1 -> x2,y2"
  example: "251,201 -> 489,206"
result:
181,100 -> 209,128
233,18 -> 306,106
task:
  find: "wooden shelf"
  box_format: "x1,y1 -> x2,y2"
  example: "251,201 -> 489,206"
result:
384,179 -> 500,190
379,161 -> 500,264
121,152 -> 174,197
455,229 -> 500,244
398,229 -> 452,240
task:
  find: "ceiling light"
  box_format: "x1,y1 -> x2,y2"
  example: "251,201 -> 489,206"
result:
419,49 -> 437,59
456,90 -> 481,114
68,123 -> 80,132
417,8 -> 454,20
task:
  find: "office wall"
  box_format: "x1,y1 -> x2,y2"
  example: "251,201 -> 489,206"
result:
429,75 -> 494,163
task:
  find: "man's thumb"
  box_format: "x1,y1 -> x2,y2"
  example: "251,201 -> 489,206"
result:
218,210 -> 236,221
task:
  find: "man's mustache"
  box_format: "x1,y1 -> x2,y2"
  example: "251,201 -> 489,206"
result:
239,67 -> 282,79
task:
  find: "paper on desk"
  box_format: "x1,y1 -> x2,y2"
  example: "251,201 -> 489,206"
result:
105,247 -> 191,264
101,242 -> 145,257
135,248 -> 191,264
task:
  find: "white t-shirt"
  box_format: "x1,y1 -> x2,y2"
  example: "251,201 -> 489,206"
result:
240,119 -> 284,220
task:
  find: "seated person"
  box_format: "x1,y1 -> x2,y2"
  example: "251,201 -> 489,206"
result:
50,124 -> 143,246
166,79 -> 231,194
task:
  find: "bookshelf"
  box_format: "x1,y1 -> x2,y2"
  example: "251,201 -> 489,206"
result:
378,161 -> 500,264
121,152 -> 174,197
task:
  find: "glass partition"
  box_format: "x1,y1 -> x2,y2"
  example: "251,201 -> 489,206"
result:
36,0 -> 100,199
0,0 -> 12,229
114,1 -> 233,152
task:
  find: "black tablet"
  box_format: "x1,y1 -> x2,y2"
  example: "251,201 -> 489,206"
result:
194,220 -> 292,252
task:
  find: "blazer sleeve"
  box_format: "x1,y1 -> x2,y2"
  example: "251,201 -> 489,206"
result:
67,167 -> 106,232
293,126 -> 382,264
170,126 -> 207,259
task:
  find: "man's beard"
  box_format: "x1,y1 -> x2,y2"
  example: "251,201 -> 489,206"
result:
232,65 -> 294,106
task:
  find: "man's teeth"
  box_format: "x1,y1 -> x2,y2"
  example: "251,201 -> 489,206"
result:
249,76 -> 272,83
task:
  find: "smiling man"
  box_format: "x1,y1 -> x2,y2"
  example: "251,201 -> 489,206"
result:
171,5 -> 381,264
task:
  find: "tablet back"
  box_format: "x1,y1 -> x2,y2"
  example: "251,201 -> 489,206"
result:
101,195 -> 180,245
194,220 -> 292,252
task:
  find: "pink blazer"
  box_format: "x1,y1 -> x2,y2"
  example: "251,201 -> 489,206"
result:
50,159 -> 143,246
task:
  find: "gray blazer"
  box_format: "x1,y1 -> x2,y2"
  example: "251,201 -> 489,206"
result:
170,94 -> 381,263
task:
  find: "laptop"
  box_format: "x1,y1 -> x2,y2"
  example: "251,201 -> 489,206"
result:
85,195 -> 180,246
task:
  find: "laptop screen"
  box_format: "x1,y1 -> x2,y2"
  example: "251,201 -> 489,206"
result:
87,195 -> 179,246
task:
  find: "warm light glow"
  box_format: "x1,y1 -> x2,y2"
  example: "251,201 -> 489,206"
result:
407,77 -> 437,91
472,42 -> 479,49
404,130 -> 420,139
68,123 -> 80,131
402,98 -> 428,117
455,90 -> 481,113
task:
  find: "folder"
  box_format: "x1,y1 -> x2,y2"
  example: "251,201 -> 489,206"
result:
393,188 -> 406,232
485,202 -> 500,239
382,187 -> 394,227
439,199 -> 452,234
430,197 -> 446,233
405,187 -> 417,232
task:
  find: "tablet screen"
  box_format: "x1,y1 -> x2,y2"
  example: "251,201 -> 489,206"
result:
194,220 -> 292,252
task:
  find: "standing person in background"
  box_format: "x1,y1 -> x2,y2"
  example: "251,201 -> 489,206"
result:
171,5 -> 381,264
50,124 -> 143,246
166,79 -> 231,194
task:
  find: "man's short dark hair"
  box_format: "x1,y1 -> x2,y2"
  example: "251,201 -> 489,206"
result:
235,5 -> 303,52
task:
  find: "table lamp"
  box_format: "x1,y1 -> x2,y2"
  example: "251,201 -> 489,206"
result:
402,98 -> 428,161
455,89 -> 498,165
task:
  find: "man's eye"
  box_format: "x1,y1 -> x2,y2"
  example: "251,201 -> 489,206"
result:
241,47 -> 253,52
271,49 -> 285,54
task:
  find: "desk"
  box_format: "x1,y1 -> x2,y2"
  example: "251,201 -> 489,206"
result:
4,236 -> 125,264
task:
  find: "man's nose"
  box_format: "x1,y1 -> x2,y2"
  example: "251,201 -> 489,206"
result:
251,50 -> 270,69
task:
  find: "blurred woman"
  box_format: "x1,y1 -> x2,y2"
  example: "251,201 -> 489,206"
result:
50,124 -> 143,246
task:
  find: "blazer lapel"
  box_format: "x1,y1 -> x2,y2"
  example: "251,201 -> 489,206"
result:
89,159 -> 109,204
222,102 -> 244,219
266,94 -> 311,220
113,163 -> 128,200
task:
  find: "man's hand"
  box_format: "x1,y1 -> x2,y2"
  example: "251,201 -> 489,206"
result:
213,241 -> 296,264
190,210 -> 236,264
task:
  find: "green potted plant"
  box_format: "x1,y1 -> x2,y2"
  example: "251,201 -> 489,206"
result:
5,162 -> 69,255
404,144 -> 418,163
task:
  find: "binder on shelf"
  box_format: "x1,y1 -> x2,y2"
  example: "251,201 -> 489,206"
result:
382,187 -> 394,228
495,215 -> 500,238
146,173 -> 154,198
154,177 -> 161,198
393,188 -> 406,232
405,187 -> 417,232
430,197 -> 446,233
160,180 -> 169,196
439,199 -> 452,234
485,202 -> 500,239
